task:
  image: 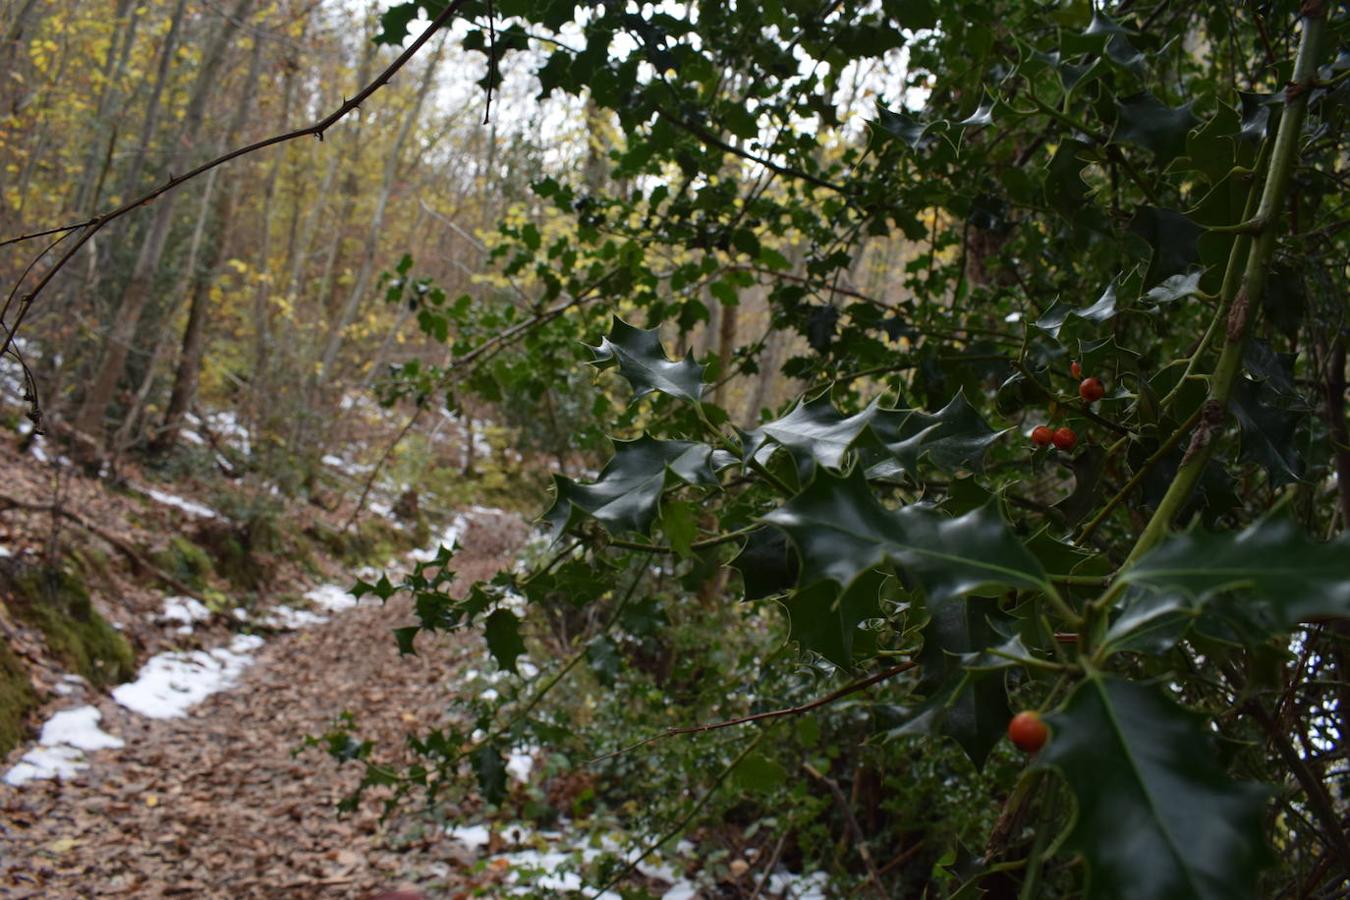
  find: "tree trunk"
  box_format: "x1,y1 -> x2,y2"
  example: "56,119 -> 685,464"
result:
314,37 -> 446,389
72,0 -> 253,445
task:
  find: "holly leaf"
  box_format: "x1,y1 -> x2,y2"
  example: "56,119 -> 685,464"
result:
544,436 -> 728,537
779,569 -> 883,669
1114,92 -> 1200,163
472,744 -> 509,806
1118,518 -> 1350,628
1230,377 -> 1303,486
588,317 -> 705,404
1038,676 -> 1270,900
1036,282 -> 1118,338
889,597 -> 1010,769
743,394 -> 879,470
484,609 -> 527,674
761,468 -> 1049,602
866,390 -> 1005,477
375,1 -> 422,45
730,528 -> 799,600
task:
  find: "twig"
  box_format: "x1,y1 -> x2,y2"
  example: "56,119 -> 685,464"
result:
802,762 -> 888,899
589,661 -> 917,764
0,491 -> 216,606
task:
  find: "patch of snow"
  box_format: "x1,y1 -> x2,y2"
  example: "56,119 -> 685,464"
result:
3,705 -> 123,787
112,635 -> 263,719
261,605 -> 328,630
143,487 -> 218,519
409,515 -> 466,562
767,870 -> 831,899
506,748 -> 535,783
181,430 -> 206,446
4,744 -> 87,786
159,596 -> 211,628
661,882 -> 699,900
0,545 -> 11,557
304,583 -> 359,613
40,706 -> 124,751
447,824 -> 492,852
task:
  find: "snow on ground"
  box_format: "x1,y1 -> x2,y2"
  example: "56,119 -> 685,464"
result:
111,635 -> 264,719
156,596 -> 211,634
409,514 -> 466,563
259,605 -> 329,630
141,486 -> 219,519
304,583 -> 361,613
3,706 -> 124,786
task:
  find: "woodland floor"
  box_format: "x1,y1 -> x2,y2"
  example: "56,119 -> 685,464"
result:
0,463 -> 536,898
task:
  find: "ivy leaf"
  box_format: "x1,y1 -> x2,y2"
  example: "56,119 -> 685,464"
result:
588,317 -> 705,404
1038,677 -> 1270,900
1118,518 -> 1350,628
484,609 -> 527,674
761,468 -> 1049,602
544,436 -> 728,537
744,394 -> 878,470
866,390 -> 1005,477
1114,92 -> 1200,163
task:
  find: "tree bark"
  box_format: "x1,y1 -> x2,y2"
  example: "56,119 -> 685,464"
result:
72,0 -> 253,445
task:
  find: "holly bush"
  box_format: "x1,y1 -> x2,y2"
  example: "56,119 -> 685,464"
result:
341,1 -> 1350,896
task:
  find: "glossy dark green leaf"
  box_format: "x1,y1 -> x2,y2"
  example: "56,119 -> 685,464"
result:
744,394 -> 878,470
1230,377 -> 1303,486
1036,282 -> 1118,338
1114,92 -> 1200,163
731,528 -> 798,600
544,436 -> 728,537
588,317 -> 705,404
761,468 -> 1049,601
1038,676 -> 1269,900
866,390 -> 1005,477
1129,207 -> 1202,285
1119,518 -> 1350,628
484,609 -> 527,674
472,744 -> 509,806
779,569 -> 883,669
891,597 -> 1010,769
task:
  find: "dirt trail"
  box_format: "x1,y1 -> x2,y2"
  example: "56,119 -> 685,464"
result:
0,509 -> 528,899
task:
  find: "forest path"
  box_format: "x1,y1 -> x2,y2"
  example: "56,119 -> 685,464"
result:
0,508 -> 528,899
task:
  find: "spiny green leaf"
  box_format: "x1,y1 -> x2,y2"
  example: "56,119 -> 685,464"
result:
484,608 -> 527,674
866,389 -> 1005,477
761,467 -> 1048,602
1230,377 -> 1304,486
730,528 -> 798,601
744,394 -> 879,470
1036,282 -> 1118,338
544,436 -> 730,537
1118,518 -> 1350,629
588,317 -> 705,404
1038,676 -> 1270,900
778,569 -> 883,669
1114,92 -> 1200,163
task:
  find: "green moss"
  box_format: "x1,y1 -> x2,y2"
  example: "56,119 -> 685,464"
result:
0,635 -> 37,757
304,517 -> 412,567
7,566 -> 135,687
151,534 -> 215,591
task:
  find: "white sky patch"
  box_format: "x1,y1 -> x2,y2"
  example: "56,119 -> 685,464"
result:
3,705 -> 124,787
142,487 -> 219,519
112,635 -> 264,719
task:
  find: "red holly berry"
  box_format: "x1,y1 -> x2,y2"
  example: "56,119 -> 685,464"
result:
1008,711 -> 1048,753
1052,427 -> 1077,450
1079,377 -> 1105,403
1030,425 -> 1053,447
1070,360 -> 1082,379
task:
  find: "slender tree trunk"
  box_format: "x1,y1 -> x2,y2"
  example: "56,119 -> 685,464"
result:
314,38 -> 446,389
114,0 -> 190,203
72,0 -> 253,445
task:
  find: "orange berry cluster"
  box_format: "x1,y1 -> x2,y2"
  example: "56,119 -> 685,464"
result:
1028,363 -> 1105,451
